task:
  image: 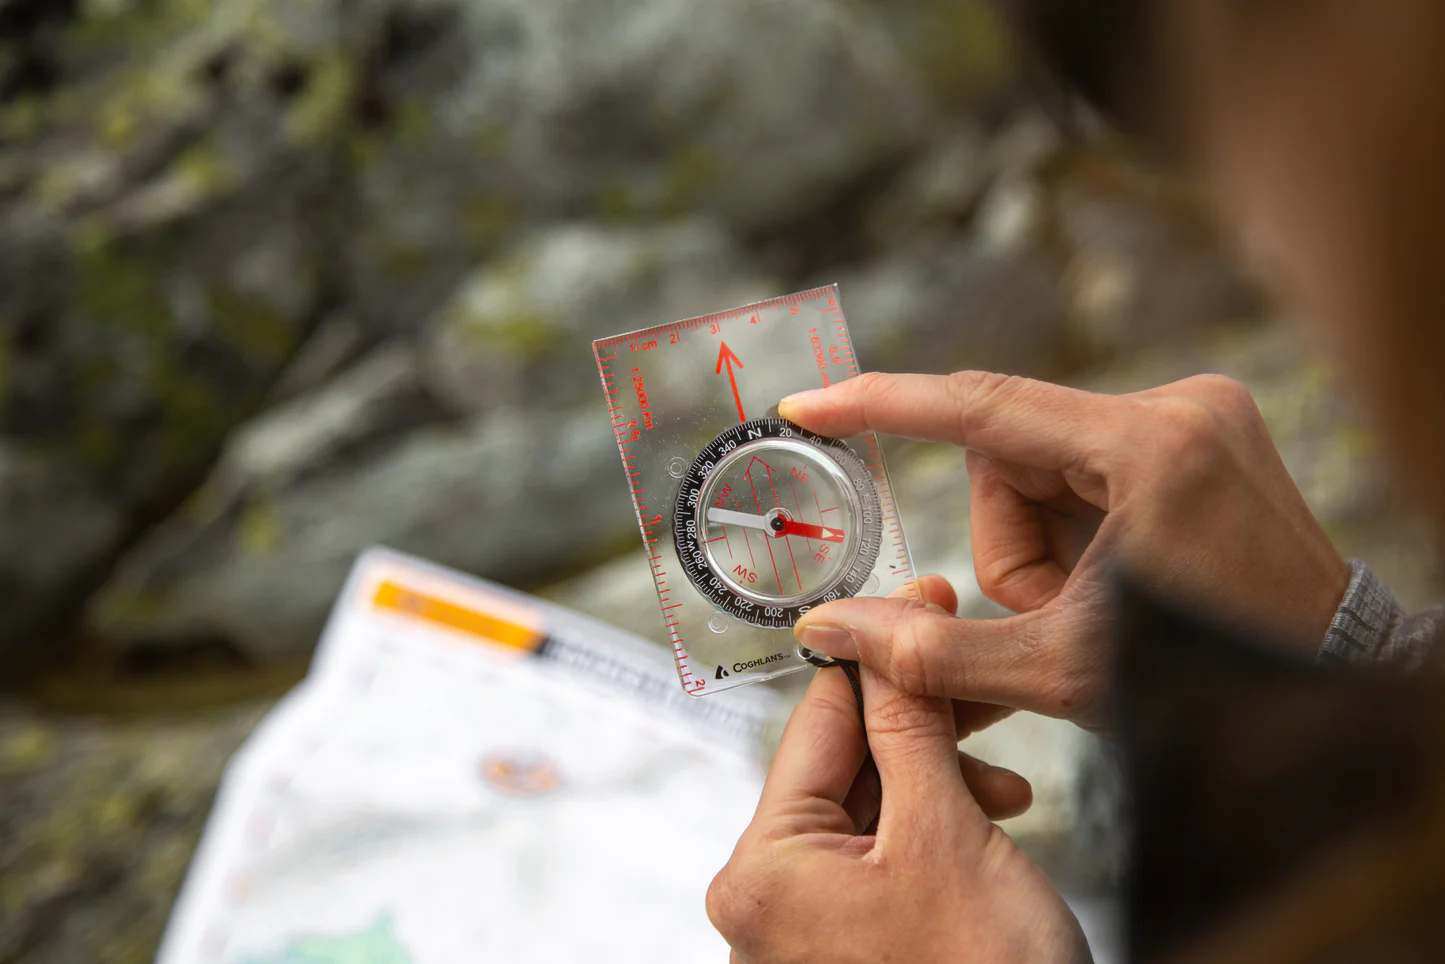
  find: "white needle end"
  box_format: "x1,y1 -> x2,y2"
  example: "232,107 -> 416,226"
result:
705,507 -> 771,531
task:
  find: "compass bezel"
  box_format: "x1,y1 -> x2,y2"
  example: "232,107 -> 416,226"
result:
673,418 -> 884,629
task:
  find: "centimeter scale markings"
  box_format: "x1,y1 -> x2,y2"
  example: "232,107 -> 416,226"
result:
594,286 -> 916,697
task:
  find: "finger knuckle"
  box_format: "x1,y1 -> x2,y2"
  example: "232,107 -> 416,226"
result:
972,545 -> 1026,605
973,561 -> 1005,603
1182,374 -> 1267,430
1150,396 -> 1230,474
708,860 -> 792,959
852,369 -> 891,396
806,684 -> 870,737
868,689 -> 951,742
945,370 -> 1028,431
706,866 -> 750,942
1184,373 -> 1254,409
852,370 -> 897,416
883,605 -> 952,695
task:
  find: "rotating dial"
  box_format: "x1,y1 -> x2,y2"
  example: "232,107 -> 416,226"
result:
674,418 -> 883,629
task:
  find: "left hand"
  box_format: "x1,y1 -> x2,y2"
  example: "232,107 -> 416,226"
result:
706,663 -> 1090,963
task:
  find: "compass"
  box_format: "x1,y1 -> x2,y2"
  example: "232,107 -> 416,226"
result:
595,284 -> 916,696
674,417 -> 883,629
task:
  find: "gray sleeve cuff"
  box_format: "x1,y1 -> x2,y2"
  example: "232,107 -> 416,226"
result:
1318,559 -> 1441,670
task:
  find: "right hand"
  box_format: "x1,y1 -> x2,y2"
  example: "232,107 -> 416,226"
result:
783,371 -> 1350,732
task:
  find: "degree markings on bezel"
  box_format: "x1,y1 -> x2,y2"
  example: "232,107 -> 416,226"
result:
673,418 -> 883,629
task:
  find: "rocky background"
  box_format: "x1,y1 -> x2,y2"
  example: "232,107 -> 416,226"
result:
1,0 -> 1440,961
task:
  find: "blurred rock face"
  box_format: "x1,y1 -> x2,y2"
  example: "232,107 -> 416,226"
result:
0,7 -> 1429,963
0,0 -> 1260,671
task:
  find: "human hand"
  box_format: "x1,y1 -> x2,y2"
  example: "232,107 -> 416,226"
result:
784,371 -> 1350,732
706,664 -> 1090,963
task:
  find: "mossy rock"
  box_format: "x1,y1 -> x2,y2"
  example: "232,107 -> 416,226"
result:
0,701 -> 267,963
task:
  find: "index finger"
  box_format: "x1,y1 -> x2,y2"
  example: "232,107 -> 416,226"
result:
754,667 -> 869,824
779,371 -> 1121,471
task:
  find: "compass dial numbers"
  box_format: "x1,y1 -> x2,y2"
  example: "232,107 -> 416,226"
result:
674,419 -> 883,629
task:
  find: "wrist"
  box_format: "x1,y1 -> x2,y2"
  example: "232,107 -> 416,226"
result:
1300,553 -> 1354,656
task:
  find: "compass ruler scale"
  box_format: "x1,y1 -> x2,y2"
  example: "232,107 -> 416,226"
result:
594,285 -> 918,696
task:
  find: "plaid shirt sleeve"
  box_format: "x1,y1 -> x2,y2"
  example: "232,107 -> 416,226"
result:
1318,559 -> 1444,670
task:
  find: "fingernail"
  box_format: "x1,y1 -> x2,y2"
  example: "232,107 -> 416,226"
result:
779,389 -> 824,411
795,623 -> 857,660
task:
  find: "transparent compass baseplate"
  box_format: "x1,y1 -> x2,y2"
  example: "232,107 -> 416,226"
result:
593,286 -> 917,697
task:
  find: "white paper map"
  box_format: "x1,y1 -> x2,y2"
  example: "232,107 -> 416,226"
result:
158,547 -> 779,964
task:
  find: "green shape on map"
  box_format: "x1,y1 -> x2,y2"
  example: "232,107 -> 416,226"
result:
239,913 -> 411,964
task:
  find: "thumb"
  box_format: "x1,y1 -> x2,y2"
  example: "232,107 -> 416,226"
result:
861,665 -> 990,848
795,595 -> 1077,718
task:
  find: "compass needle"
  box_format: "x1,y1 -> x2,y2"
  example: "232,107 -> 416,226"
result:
789,479 -> 814,553
705,508 -> 771,531
780,520 -> 846,543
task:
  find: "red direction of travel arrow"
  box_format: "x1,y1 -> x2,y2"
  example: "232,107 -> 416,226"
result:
716,342 -> 745,423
